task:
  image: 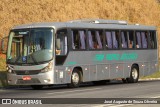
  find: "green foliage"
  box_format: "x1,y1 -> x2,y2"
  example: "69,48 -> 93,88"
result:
0,57 -> 6,71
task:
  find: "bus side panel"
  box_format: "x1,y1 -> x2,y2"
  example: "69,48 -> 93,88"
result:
150,61 -> 158,75
97,64 -> 109,80
89,65 -> 97,81
141,50 -> 158,77
109,63 -> 124,79
82,65 -> 90,82
62,50 -> 158,83
54,66 -> 72,84
123,63 -> 131,78
143,62 -> 149,76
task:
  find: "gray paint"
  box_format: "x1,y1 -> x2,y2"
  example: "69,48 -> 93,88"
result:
12,20 -> 156,31
57,50 -> 158,83
7,19 -> 158,85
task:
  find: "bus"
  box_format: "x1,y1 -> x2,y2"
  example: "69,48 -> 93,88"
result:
2,19 -> 158,89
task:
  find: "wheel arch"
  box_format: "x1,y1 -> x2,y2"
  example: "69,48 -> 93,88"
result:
132,63 -> 139,72
72,66 -> 83,82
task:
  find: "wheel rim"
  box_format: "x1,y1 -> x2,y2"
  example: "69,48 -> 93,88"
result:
72,72 -> 79,84
132,68 -> 138,80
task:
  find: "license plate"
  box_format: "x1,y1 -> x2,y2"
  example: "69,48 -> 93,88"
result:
22,76 -> 31,80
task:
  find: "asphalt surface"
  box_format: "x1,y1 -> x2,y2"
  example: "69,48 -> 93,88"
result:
0,80 -> 160,107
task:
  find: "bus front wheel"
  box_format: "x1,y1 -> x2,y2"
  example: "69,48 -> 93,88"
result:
69,69 -> 82,88
127,65 -> 139,83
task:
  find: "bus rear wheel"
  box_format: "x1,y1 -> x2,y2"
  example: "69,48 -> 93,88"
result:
127,65 -> 139,83
69,69 -> 82,88
31,85 -> 43,90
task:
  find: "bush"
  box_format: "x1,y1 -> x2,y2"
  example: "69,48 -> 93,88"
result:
0,54 -> 6,71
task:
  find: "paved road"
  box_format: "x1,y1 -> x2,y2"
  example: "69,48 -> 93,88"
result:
0,80 -> 160,107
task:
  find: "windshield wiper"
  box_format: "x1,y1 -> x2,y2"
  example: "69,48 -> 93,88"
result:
15,56 -> 22,64
30,54 -> 39,65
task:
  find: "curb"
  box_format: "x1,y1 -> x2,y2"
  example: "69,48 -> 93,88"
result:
139,78 -> 160,81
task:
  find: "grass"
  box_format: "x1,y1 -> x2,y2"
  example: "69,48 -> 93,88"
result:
141,71 -> 160,79
0,54 -> 6,71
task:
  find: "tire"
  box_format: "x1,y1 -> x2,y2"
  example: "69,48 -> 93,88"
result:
69,69 -> 81,88
31,85 -> 43,90
122,78 -> 128,83
127,65 -> 139,83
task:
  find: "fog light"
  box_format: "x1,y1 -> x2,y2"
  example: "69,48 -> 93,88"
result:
8,80 -> 11,83
8,69 -> 12,73
44,79 -> 50,83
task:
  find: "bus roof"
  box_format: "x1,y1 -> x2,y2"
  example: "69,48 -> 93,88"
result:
12,19 -> 157,31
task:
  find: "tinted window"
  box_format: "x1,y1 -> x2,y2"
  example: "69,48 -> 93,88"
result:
135,31 -> 148,49
128,31 -> 135,49
121,31 -> 128,49
141,32 -> 148,48
88,30 -> 103,49
71,30 -> 86,50
105,31 -> 119,49
56,30 -> 68,55
148,31 -> 156,49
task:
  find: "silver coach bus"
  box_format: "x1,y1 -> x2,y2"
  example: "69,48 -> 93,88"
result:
3,19 -> 158,89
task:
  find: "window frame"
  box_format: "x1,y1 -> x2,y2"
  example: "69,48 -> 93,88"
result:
104,30 -> 120,50
70,29 -> 87,51
148,30 -> 157,49
55,29 -> 68,56
87,29 -> 104,51
120,30 -> 129,49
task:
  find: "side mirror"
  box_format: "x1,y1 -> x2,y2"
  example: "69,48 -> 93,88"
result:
0,36 -> 8,54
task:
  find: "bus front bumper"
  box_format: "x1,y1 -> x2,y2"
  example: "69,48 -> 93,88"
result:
7,72 -> 54,85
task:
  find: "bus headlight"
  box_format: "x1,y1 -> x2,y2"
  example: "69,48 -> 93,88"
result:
41,61 -> 53,73
8,69 -> 12,73
7,65 -> 15,74
6,66 -> 9,71
7,68 -> 15,74
41,67 -> 49,73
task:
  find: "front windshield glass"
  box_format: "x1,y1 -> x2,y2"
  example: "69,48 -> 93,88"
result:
7,28 -> 53,65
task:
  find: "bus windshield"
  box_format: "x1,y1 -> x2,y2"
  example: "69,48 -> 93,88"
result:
7,28 -> 53,65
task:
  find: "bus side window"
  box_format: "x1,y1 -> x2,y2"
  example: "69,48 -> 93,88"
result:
112,31 -> 119,49
88,31 -> 94,49
88,30 -> 103,50
148,31 -> 156,49
141,32 -> 148,48
105,31 -> 112,49
121,31 -> 128,49
71,30 -> 86,50
128,31 -> 134,49
95,31 -> 103,49
56,30 -> 68,55
136,32 -> 142,48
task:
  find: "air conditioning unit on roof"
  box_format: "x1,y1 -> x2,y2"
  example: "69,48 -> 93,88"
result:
68,19 -> 128,25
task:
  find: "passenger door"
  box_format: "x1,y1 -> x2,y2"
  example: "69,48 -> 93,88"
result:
55,29 -> 68,65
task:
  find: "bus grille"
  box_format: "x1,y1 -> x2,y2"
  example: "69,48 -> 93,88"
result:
14,70 -> 41,75
16,79 -> 41,85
